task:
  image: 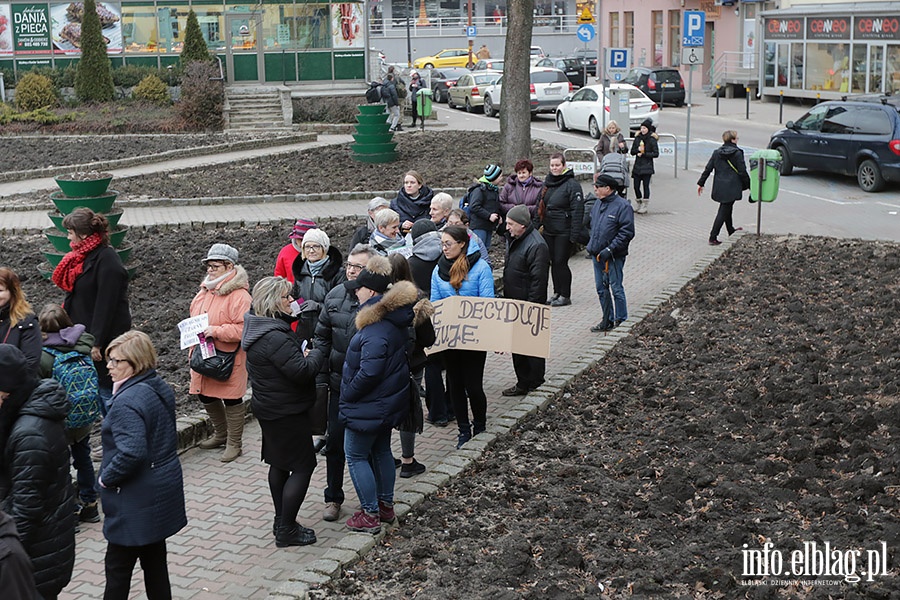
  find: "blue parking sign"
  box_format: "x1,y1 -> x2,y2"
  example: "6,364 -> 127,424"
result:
682,11 -> 705,47
466,25 -> 477,38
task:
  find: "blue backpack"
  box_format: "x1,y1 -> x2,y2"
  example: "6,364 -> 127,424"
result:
45,347 -> 101,430
459,184 -> 480,217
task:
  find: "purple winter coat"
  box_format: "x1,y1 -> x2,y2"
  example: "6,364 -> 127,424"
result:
499,174 -> 544,220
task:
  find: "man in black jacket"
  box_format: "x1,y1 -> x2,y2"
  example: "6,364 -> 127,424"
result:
501,205 -> 550,396
313,244 -> 375,523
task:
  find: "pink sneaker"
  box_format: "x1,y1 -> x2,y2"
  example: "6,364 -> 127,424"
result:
378,501 -> 396,523
346,510 -> 381,534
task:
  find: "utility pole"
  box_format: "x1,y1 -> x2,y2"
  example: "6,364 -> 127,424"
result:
407,0 -> 412,67
467,1 -> 474,68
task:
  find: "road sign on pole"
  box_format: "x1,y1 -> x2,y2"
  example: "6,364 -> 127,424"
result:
606,48 -> 630,77
682,11 -> 705,48
576,23 -> 595,43
466,25 -> 477,39
682,47 -> 705,65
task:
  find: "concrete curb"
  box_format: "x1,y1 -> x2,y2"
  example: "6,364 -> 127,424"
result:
259,232 -> 743,599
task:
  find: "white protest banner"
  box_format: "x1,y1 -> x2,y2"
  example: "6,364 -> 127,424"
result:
427,296 -> 551,358
177,314 -> 208,350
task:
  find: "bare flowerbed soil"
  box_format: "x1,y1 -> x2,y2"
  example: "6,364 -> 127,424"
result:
310,236 -> 899,600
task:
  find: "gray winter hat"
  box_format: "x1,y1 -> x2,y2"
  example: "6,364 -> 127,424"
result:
506,205 -> 531,226
203,243 -> 239,264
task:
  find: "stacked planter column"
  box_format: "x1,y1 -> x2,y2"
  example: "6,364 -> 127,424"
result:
351,104 -> 398,163
42,174 -> 136,279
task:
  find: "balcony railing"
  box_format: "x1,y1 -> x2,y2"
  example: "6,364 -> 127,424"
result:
712,51 -> 758,86
369,14 -> 582,37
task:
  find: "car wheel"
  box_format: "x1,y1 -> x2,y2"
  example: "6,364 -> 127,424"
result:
448,94 -> 456,109
425,63 -> 434,69
675,100 -> 685,107
465,98 -> 474,113
857,159 -> 885,192
484,95 -> 497,117
556,111 -> 568,131
589,116 -> 601,139
775,145 -> 794,176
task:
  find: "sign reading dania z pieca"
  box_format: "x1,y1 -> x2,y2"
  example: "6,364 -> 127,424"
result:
12,4 -> 50,54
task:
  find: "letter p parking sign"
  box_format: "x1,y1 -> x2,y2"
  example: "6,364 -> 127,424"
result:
682,11 -> 705,47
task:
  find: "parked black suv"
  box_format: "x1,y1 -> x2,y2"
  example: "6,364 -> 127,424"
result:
620,67 -> 685,106
768,96 -> 900,192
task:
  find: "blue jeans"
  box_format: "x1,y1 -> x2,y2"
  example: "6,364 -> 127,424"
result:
472,228 -> 492,251
593,255 -> 627,326
344,428 -> 395,514
98,385 -> 112,418
71,435 -> 98,504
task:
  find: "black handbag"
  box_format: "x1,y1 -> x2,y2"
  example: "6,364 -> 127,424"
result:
310,384 -> 328,436
398,375 -> 424,434
190,347 -> 236,381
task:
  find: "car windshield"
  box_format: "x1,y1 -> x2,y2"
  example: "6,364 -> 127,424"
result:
532,71 -> 568,84
475,74 -> 500,84
653,70 -> 682,84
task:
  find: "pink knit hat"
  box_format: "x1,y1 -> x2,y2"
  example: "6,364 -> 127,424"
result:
289,218 -> 317,240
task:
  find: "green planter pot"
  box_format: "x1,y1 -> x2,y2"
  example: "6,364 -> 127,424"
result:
55,175 -> 113,198
43,251 -> 66,268
355,123 -> 391,135
356,114 -> 389,125
116,244 -> 133,264
51,191 -> 118,215
48,208 -> 124,232
44,228 -> 72,252
109,226 -> 128,248
352,152 -> 399,164
352,133 -> 394,145
358,104 -> 387,115
351,142 -> 398,155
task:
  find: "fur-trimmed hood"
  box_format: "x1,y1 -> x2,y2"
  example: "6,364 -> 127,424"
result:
412,297 -> 434,327
201,265 -> 249,296
355,280 -> 418,330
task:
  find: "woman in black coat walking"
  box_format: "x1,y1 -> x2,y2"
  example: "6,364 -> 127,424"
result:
630,119 -> 660,214
697,130 -> 750,245
0,344 -> 76,600
538,152 -> 584,307
242,276 -> 326,547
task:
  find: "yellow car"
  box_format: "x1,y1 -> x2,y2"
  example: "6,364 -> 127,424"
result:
413,48 -> 474,69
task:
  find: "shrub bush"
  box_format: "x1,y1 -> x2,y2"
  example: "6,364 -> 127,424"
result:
74,0 -> 115,102
181,10 -> 212,66
0,104 -> 75,125
132,74 -> 170,105
292,95 -> 359,124
113,64 -> 155,87
15,73 -> 59,112
176,61 -> 223,130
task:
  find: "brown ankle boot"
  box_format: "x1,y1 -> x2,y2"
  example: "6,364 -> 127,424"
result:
221,402 -> 245,462
199,400 -> 227,449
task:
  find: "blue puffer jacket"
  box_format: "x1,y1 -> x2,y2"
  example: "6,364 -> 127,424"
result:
585,191 -> 635,258
99,371 -> 187,547
340,281 -> 418,433
430,250 -> 495,301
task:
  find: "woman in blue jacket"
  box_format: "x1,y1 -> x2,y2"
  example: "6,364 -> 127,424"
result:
430,225 -> 495,449
340,256 -> 418,534
98,331 -> 186,600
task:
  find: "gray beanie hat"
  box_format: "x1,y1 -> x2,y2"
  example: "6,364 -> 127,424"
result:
505,204 -> 532,226
302,228 -> 331,253
203,243 -> 239,264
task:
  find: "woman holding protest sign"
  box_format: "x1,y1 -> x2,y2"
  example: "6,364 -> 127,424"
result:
430,225 -> 495,449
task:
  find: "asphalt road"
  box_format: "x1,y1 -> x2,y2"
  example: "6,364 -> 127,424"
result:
433,97 -> 900,242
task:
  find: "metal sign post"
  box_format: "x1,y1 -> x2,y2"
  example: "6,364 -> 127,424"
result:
681,11 -> 705,171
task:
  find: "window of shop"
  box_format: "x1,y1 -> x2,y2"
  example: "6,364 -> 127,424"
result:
624,11 -> 633,50
484,1 -> 505,22
790,43 -> 803,89
669,10 -> 680,67
806,43 -> 849,91
868,45 -> 884,94
156,3 -> 189,53
191,1 -> 224,52
609,12 -> 619,47
652,10 -> 662,66
122,2 -> 159,53
283,4 -> 329,49
887,45 -> 900,94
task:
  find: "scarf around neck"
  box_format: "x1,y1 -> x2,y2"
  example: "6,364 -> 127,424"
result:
51,233 -> 104,292
307,255 -> 329,276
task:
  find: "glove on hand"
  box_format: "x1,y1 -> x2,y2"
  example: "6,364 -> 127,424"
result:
598,248 -> 613,262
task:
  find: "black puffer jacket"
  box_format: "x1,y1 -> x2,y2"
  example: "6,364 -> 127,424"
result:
539,169 -> 584,239
503,224 -> 550,304
314,283 -> 360,392
0,308 -> 40,376
630,130 -> 660,175
0,509 -> 40,599
0,379 -> 75,599
697,141 -> 750,203
241,312 -> 325,420
291,245 -> 345,342
467,182 -> 501,232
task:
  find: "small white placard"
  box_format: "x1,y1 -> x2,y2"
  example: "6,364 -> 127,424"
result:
178,314 -> 209,350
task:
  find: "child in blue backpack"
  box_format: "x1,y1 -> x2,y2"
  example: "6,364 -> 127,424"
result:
39,303 -> 102,525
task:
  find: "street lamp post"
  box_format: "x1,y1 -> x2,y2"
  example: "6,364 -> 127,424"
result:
407,0 -> 412,67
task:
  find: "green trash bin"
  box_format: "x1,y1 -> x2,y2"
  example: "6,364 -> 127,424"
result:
417,88 -> 433,118
749,149 -> 782,202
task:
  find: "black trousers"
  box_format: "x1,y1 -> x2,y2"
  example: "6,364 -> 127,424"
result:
512,354 -> 545,390
543,233 -> 572,298
633,174 -> 652,199
104,540 -> 171,600
710,201 -> 736,240
424,355 -> 452,422
324,386 -> 346,505
444,349 -> 487,430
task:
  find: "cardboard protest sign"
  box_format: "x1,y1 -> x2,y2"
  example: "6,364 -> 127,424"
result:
427,296 -> 551,358
177,314 -> 208,350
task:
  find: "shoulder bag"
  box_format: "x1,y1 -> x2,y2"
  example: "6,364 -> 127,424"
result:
190,347 -> 236,381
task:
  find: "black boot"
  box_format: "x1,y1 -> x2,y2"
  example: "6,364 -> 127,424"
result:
272,514 -> 281,537
456,424 -> 472,449
473,421 -> 486,436
275,521 -> 316,547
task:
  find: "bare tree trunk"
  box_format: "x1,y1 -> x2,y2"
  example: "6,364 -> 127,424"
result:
500,0 -> 534,168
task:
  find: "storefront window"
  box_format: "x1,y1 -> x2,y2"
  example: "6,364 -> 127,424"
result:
805,43 -> 849,92
790,43 -> 803,89
284,4 -> 329,49
887,45 -> 900,94
192,1 -> 225,52
260,4 -> 290,50
851,44 -> 866,93
868,45 -> 883,94
122,2 -> 159,53
764,42 -> 776,86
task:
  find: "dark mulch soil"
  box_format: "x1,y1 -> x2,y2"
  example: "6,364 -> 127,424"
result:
0,133 -> 270,174
308,236 -> 900,600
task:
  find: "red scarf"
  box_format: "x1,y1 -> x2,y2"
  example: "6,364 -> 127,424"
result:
51,233 -> 104,292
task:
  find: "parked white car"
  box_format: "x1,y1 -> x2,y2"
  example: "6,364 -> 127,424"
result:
482,67 -> 572,118
555,83 -> 659,137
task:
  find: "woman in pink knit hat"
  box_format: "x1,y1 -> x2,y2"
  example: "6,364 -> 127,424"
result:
274,219 -> 317,283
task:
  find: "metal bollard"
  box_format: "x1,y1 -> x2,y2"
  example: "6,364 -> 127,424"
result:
745,87 -> 750,119
779,90 -> 784,124
816,93 -> 821,105
716,85 -> 720,115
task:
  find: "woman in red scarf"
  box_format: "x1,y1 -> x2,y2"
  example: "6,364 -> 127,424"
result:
51,208 -> 132,414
